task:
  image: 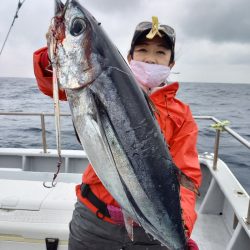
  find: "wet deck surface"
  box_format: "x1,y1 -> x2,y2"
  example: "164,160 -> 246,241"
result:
193,213 -> 230,250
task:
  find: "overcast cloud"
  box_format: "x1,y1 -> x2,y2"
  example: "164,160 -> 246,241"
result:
179,0 -> 250,43
0,0 -> 249,83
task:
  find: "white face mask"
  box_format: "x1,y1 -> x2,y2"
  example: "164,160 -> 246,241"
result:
130,60 -> 171,89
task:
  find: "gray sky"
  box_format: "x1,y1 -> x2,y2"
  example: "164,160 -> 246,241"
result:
0,0 -> 250,83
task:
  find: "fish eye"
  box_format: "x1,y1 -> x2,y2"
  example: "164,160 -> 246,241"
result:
70,18 -> 86,36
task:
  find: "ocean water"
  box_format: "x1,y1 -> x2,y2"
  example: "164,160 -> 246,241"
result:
0,77 -> 249,193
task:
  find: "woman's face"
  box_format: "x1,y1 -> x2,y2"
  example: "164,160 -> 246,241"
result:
132,35 -> 174,68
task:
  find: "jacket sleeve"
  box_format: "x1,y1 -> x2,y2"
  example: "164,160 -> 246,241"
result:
33,47 -> 67,101
169,106 -> 201,187
169,106 -> 202,236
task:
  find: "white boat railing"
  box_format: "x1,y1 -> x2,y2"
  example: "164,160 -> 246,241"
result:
1,112 -> 250,224
193,115 -> 250,225
0,112 -> 70,153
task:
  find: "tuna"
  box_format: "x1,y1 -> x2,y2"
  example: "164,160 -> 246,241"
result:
48,0 -> 187,249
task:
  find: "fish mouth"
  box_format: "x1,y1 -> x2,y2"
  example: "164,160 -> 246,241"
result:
64,67 -> 102,90
83,67 -> 91,72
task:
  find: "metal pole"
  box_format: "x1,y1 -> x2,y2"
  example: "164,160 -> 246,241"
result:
40,113 -> 47,153
213,129 -> 221,170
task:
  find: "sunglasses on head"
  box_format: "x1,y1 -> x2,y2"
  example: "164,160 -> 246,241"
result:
136,21 -> 176,44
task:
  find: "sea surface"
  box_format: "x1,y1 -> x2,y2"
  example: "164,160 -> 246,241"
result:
0,77 -> 249,193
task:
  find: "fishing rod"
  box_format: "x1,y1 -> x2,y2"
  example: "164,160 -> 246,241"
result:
0,0 -> 26,57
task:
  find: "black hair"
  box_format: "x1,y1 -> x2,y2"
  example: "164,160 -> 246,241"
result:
129,30 -> 175,64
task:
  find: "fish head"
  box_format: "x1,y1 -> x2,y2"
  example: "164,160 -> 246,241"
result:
48,0 -> 103,90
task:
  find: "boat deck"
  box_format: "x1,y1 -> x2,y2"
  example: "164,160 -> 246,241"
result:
193,213 -> 231,250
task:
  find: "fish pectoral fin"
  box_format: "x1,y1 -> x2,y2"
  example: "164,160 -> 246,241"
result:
122,209 -> 135,241
177,171 -> 200,196
91,91 -> 143,228
91,92 -> 118,161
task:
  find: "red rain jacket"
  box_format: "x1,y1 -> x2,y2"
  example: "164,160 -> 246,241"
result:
33,47 -> 202,236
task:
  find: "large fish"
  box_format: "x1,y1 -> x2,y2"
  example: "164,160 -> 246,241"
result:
48,0 -> 187,249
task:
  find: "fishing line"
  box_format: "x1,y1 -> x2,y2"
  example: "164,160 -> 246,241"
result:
43,65 -> 62,189
43,0 -> 70,188
0,0 -> 26,57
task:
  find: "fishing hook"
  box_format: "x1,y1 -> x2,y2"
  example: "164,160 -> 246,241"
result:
43,155 -> 62,188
